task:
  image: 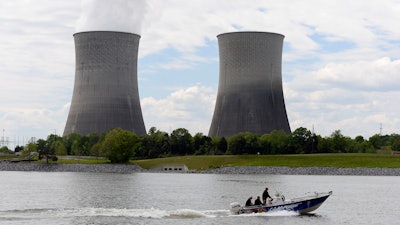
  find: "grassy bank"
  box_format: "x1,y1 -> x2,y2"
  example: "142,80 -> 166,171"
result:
2,153 -> 399,171
132,153 -> 400,170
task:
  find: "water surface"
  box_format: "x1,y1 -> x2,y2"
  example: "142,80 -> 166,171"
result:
0,172 -> 399,224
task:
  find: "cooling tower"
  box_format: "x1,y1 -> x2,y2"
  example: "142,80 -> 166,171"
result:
63,31 -> 146,136
209,31 -> 291,137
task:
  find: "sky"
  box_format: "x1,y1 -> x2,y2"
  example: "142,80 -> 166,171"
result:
1,0 -> 400,148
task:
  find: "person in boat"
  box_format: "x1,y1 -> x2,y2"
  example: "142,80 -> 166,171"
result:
254,196 -> 262,205
262,187 -> 273,205
245,197 -> 253,206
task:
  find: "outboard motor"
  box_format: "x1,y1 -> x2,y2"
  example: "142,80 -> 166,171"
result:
230,202 -> 241,214
274,192 -> 286,203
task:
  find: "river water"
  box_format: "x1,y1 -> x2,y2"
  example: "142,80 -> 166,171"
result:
0,171 -> 399,225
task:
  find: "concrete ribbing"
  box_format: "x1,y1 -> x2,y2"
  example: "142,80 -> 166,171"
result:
209,32 -> 291,137
63,31 -> 146,136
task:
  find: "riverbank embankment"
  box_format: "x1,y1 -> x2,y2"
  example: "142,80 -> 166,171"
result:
202,166 -> 400,176
0,162 -> 144,173
1,162 -> 399,176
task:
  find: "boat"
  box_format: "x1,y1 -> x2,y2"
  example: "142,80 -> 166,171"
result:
230,191 -> 332,215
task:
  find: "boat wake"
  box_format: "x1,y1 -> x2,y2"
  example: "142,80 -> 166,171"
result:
0,207 -> 298,220
0,207 -> 228,220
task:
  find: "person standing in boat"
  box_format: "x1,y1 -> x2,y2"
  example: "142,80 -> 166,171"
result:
262,187 -> 273,205
254,196 -> 262,205
245,197 -> 253,206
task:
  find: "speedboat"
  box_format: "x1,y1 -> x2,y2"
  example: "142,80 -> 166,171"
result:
230,191 -> 332,215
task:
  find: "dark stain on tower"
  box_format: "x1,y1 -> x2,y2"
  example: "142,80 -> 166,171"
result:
209,31 -> 291,137
63,31 -> 146,136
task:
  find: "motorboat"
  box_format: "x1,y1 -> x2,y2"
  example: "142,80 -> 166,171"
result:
230,191 -> 332,215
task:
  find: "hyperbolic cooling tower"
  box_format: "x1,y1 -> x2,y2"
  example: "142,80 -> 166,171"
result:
209,31 -> 291,137
63,31 -> 146,136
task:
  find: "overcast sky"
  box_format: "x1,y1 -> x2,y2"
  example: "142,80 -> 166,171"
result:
1,0 -> 400,148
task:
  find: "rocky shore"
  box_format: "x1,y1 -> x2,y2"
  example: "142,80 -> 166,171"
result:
1,162 -> 399,176
202,166 -> 400,176
0,162 -> 144,173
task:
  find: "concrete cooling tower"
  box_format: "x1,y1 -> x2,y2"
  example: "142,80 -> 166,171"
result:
209,31 -> 291,137
63,31 -> 146,136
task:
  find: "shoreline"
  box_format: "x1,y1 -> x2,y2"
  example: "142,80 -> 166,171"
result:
1,162 -> 400,176
202,166 -> 400,176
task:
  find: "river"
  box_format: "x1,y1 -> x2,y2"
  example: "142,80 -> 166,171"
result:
0,171 -> 399,224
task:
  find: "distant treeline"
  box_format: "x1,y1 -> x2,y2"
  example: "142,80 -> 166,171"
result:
8,127 -> 400,163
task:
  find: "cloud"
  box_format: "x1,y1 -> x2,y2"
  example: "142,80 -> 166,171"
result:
1,0 -> 400,146
1,106 -> 68,145
139,0 -> 400,62
0,1 -> 78,146
141,84 -> 216,135
285,56 -> 400,137
314,57 -> 400,91
290,57 -> 400,93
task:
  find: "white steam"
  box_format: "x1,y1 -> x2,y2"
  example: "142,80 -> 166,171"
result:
76,0 -> 147,34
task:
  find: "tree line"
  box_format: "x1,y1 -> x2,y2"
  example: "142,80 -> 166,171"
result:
11,127 -> 400,163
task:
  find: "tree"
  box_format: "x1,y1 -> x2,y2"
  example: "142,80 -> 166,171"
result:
317,136 -> 332,153
14,145 -> 24,153
139,128 -> 170,158
0,146 -> 11,154
90,141 -> 106,159
71,140 -> 80,156
243,132 -> 260,154
53,140 -> 67,155
228,133 -> 247,154
355,135 -> 365,143
36,139 -> 46,158
259,134 -> 272,154
367,134 -> 396,150
36,138 -> 55,163
170,128 -> 193,155
102,128 -> 139,163
78,135 -> 90,156
227,132 -> 259,154
351,140 -> 375,153
148,127 -> 157,135
44,134 -> 63,162
87,133 -> 102,149
193,133 -> 212,155
24,142 -> 37,155
287,127 -> 312,154
89,133 -> 106,157
193,133 -> 205,152
63,133 -> 81,155
265,130 -> 289,154
309,133 -> 319,153
330,130 -> 347,153
217,137 -> 228,154
391,135 -> 400,152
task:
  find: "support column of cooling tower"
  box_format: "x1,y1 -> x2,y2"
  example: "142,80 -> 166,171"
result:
209,31 -> 291,137
63,31 -> 146,136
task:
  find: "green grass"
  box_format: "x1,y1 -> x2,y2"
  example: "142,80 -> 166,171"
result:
0,155 -> 109,164
132,154 -> 400,170
51,157 -> 109,164
2,153 -> 399,170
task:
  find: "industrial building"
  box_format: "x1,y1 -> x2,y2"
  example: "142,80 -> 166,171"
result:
209,31 -> 291,137
63,31 -> 146,136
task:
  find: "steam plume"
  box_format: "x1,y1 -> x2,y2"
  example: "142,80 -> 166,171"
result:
76,0 -> 147,34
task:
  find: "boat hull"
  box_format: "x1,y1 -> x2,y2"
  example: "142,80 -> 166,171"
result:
231,191 -> 332,215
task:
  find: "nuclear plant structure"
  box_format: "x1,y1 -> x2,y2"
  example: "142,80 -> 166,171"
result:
63,31 -> 146,136
209,31 -> 291,137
